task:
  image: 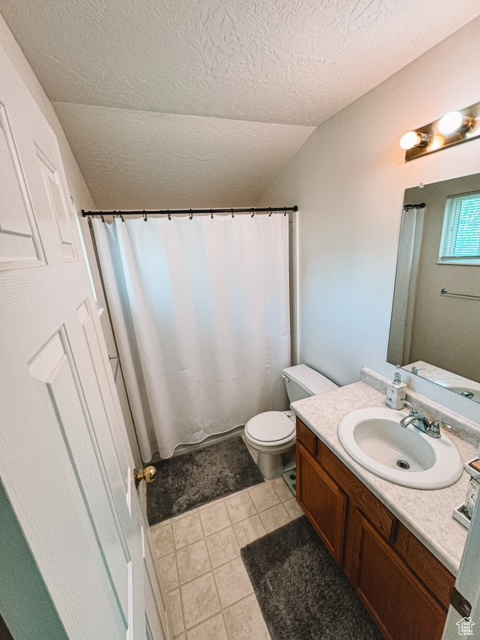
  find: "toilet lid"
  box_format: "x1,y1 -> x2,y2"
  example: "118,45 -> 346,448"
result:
245,411 -> 295,443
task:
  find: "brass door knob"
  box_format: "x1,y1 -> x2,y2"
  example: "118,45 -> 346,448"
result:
134,465 -> 157,488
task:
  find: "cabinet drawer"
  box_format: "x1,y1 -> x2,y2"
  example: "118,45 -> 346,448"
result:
296,418 -> 316,455
319,443 -> 396,541
393,522 -> 454,609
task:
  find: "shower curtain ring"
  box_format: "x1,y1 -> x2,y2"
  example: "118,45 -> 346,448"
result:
143,210 -> 147,222
189,209 -> 193,220
100,213 -> 105,223
210,209 -> 213,219
251,208 -> 255,218
231,208 -> 234,218
268,207 -> 272,216
167,210 -> 171,221
284,207 -> 287,216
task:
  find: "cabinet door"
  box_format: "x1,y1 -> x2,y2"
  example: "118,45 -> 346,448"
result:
350,510 -> 446,640
297,443 -> 347,564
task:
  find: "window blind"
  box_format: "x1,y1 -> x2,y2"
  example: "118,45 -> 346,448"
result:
439,192 -> 480,264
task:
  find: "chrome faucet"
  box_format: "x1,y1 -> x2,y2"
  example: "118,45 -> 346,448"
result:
400,400 -> 441,438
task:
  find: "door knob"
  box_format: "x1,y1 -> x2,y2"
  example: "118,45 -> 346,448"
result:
134,465 -> 157,488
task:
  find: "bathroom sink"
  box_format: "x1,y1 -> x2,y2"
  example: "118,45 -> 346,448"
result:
436,379 -> 480,402
338,407 -> 463,489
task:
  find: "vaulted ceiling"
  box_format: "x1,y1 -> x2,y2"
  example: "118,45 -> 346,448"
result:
1,1 -> 479,209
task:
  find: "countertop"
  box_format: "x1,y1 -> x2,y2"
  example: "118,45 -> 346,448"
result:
291,381 -> 477,575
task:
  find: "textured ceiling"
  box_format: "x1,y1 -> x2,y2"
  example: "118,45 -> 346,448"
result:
1,0 -> 479,208
52,103 -> 314,209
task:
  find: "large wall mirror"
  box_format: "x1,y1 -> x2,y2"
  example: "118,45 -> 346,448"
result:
388,172 -> 480,402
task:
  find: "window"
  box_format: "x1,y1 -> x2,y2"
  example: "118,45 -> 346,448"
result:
439,192 -> 480,265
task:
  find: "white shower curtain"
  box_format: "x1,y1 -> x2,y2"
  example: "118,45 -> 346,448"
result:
94,214 -> 290,460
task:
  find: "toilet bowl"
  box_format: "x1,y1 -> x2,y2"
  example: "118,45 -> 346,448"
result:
244,364 -> 338,479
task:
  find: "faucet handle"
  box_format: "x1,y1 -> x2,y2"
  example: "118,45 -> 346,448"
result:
433,420 -> 454,432
429,421 -> 442,438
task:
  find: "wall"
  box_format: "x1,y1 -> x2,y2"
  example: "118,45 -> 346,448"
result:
258,15 -> 480,425
0,482 -> 68,640
0,15 -> 95,211
408,175 -> 480,381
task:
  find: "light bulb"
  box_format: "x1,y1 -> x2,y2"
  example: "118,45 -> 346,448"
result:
438,111 -> 476,135
399,131 -> 429,150
438,111 -> 464,135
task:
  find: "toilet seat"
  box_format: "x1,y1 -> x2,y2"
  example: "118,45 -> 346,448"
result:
245,411 -> 295,447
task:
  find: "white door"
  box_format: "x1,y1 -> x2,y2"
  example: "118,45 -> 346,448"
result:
0,42 -> 165,639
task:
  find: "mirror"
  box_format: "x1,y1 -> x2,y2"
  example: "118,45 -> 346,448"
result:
388,173 -> 480,402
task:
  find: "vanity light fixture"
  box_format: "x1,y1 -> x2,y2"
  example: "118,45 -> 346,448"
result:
400,100 -> 480,161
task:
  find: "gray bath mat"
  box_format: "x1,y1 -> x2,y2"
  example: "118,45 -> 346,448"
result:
241,516 -> 383,640
147,435 -> 264,525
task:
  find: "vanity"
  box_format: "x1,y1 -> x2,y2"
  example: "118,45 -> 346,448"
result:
291,378 -> 477,640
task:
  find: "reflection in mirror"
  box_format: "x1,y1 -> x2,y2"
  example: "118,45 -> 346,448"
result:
388,173 -> 480,403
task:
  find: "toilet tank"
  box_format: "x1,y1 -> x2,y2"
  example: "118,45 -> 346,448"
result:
282,364 -> 338,403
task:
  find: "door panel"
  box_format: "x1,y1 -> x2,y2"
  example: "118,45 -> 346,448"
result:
0,37 -> 164,640
28,327 -> 131,634
0,103 -> 43,266
35,144 -> 76,261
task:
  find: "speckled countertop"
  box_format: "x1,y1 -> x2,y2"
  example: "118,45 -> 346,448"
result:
291,381 -> 478,576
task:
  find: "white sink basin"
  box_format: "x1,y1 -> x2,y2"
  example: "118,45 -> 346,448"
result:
338,408 -> 463,489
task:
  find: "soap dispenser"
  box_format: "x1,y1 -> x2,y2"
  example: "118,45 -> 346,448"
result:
386,370 -> 407,410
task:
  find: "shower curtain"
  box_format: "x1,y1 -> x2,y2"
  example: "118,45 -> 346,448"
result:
94,214 -> 290,460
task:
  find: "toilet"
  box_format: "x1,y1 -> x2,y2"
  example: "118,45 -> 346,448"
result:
244,364 -> 338,479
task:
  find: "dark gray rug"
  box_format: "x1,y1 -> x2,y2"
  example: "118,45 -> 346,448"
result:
241,516 -> 383,640
147,435 -> 264,525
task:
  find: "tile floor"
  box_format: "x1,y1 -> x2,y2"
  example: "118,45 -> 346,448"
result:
150,475 -> 304,640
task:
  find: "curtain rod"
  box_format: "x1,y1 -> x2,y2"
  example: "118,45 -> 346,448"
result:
82,206 -> 298,220
403,202 -> 426,210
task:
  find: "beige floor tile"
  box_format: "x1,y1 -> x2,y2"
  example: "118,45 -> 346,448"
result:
155,551 -> 179,592
186,613 -> 228,640
177,539 -> 211,585
150,521 -> 175,558
270,476 -> 295,502
234,514 -> 266,547
249,483 -> 281,512
225,490 -> 257,524
284,496 -> 304,520
259,503 -> 291,533
173,511 -> 204,550
164,588 -> 185,638
181,572 -> 221,629
213,557 -> 253,608
223,594 -> 270,640
199,500 -> 231,537
205,526 -> 240,568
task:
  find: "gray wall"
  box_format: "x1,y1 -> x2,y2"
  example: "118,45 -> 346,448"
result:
0,482 -> 68,640
408,175 -> 480,382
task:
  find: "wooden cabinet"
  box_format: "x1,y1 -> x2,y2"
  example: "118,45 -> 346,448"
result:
297,442 -> 347,564
296,418 -> 454,640
349,509 -> 447,639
